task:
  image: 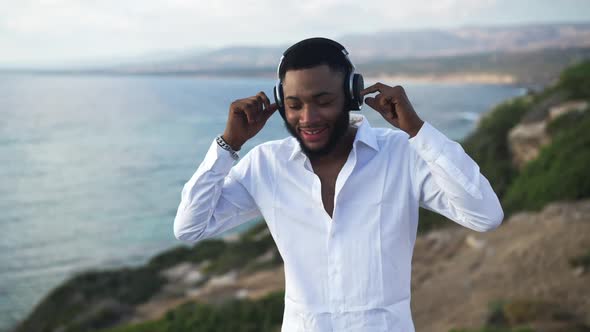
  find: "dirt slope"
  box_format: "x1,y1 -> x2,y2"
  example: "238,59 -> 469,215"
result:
411,200 -> 590,331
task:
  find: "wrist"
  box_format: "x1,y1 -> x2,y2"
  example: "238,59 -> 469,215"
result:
221,133 -> 243,151
216,135 -> 240,161
407,120 -> 424,138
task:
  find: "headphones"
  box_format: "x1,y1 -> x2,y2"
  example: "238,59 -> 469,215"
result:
272,37 -> 364,118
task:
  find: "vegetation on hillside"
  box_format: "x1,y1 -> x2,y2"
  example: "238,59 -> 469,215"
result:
503,110 -> 590,212
14,266 -> 166,332
14,222 -> 282,332
148,222 -> 282,276
450,298 -> 589,332
418,59 -> 590,232
101,291 -> 285,332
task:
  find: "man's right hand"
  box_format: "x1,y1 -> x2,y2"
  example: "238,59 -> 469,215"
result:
222,91 -> 278,151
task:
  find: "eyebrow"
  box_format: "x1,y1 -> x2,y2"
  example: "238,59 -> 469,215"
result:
285,92 -> 335,101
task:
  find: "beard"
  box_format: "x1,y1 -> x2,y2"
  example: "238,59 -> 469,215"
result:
284,108 -> 350,159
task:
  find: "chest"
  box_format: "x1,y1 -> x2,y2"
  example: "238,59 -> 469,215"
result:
312,161 -> 347,219
264,149 -> 420,293
263,145 -> 413,226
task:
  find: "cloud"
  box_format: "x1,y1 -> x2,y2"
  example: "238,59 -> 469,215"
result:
0,0 -> 586,66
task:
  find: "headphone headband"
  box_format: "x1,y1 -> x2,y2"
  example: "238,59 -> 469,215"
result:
273,37 -> 364,118
276,37 -> 355,78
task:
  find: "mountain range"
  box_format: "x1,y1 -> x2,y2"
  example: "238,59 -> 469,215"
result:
118,22 -> 590,74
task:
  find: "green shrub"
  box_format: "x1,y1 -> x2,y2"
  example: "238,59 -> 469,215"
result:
503,111 -> 590,212
558,60 -> 590,99
418,96 -> 531,233
203,229 -> 278,275
99,291 -> 285,332
546,108 -> 588,135
569,249 -> 590,269
449,328 -> 533,332
148,222 -> 281,275
148,239 -> 228,270
14,266 -> 165,332
502,300 -> 551,325
462,96 -> 532,199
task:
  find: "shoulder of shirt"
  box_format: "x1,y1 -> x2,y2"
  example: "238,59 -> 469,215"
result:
240,136 -> 296,160
369,125 -> 411,150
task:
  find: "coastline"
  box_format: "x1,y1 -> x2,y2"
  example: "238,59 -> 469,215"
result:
365,72 -> 517,85
0,75 -> 529,332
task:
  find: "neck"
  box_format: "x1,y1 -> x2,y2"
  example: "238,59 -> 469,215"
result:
309,125 -> 357,165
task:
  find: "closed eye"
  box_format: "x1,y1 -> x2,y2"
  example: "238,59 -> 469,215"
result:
318,99 -> 335,107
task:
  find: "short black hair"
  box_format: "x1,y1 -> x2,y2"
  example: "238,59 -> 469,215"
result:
278,40 -> 351,82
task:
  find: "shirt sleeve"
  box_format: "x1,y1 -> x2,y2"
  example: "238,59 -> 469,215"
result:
409,122 -> 504,232
173,139 -> 262,244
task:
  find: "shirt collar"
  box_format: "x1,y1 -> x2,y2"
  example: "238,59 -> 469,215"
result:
287,113 -> 379,162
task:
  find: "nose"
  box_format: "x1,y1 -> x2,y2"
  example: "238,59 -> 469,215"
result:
300,103 -> 320,124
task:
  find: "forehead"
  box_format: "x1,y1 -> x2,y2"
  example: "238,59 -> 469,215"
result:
283,64 -> 344,98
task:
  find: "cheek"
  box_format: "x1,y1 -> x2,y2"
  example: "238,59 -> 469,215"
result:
285,110 -> 299,124
322,104 -> 346,122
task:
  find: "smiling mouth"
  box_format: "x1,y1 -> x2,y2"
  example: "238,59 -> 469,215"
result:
298,126 -> 329,143
299,127 -> 328,135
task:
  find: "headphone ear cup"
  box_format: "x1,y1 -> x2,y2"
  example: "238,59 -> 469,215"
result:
343,72 -> 352,110
273,82 -> 286,119
351,73 -> 364,110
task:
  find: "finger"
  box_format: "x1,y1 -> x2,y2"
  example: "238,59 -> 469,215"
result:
377,94 -> 397,120
378,95 -> 394,109
255,97 -> 264,119
230,100 -> 248,119
247,97 -> 264,122
256,91 -> 271,111
365,94 -> 387,111
364,97 -> 381,113
262,103 -> 278,121
366,95 -> 398,122
248,96 -> 264,112
360,82 -> 387,97
242,102 -> 258,124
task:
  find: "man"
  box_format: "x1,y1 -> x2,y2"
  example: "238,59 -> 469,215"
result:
173,37 -> 504,331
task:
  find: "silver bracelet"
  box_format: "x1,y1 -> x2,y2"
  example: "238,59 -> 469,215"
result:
216,135 -> 240,160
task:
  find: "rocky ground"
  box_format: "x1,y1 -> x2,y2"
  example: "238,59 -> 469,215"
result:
411,200 -> 590,331
125,199 -> 590,331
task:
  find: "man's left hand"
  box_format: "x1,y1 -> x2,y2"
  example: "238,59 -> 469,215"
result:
361,83 -> 424,138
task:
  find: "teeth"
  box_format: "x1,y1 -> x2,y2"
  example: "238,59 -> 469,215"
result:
303,128 -> 323,134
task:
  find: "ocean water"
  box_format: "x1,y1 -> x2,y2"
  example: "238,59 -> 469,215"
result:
0,74 -> 524,330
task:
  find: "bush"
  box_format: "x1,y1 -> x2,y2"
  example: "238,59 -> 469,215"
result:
100,291 -> 286,332
417,96 -> 531,233
449,328 -> 533,332
461,97 -> 532,199
569,249 -> 590,270
558,60 -> 590,99
203,229 -> 278,275
148,239 -> 228,270
503,111 -> 590,212
15,266 -> 165,332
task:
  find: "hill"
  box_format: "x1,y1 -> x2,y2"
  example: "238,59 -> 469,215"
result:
6,23 -> 590,87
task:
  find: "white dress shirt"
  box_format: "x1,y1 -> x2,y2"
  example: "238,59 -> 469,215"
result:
173,114 -> 504,332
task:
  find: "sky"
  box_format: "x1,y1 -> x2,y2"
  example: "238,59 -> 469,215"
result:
1,0 -> 589,67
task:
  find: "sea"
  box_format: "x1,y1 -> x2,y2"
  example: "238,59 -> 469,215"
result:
0,74 -> 525,331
